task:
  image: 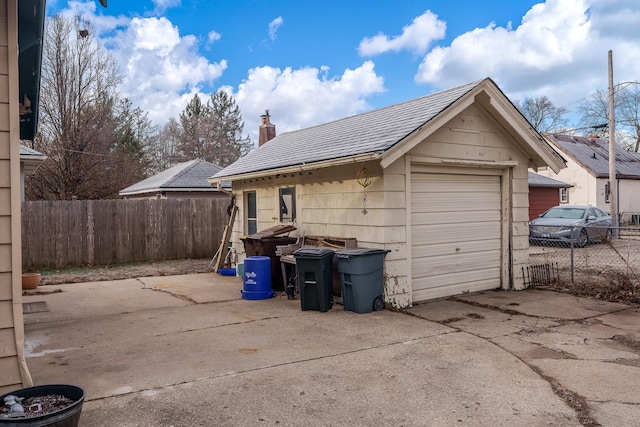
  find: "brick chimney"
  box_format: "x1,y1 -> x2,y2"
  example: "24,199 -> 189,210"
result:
258,110 -> 276,146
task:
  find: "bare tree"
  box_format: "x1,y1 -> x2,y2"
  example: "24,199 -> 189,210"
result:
148,118 -> 182,174
26,15 -> 151,200
515,96 -> 568,132
577,84 -> 640,151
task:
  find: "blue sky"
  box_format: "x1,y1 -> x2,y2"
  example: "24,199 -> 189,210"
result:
47,0 -> 640,144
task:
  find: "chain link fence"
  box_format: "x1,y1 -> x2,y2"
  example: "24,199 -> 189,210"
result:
527,224 -> 640,302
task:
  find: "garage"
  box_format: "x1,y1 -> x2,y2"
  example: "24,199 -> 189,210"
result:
411,170 -> 502,302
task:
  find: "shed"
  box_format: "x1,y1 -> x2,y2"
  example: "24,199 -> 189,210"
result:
210,78 -> 565,308
119,159 -> 231,199
19,145 -> 46,202
528,171 -> 571,220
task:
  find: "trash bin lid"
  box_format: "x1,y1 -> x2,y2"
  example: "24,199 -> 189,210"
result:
293,247 -> 334,258
336,248 -> 390,258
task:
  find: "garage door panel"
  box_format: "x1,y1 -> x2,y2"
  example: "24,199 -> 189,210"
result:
412,276 -> 502,302
411,172 -> 502,302
412,222 -> 501,246
411,210 -> 500,226
412,251 -> 501,278
412,240 -> 501,259
413,267 -> 501,291
412,194 -> 501,212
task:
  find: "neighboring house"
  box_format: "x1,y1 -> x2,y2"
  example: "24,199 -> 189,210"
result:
541,133 -> 640,218
19,145 -> 45,202
210,78 -> 565,308
528,171 -> 572,220
119,159 -> 230,199
2,0 -> 48,392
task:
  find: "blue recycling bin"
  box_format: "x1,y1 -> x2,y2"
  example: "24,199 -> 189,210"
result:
293,247 -> 334,312
241,256 -> 274,300
337,248 -> 390,313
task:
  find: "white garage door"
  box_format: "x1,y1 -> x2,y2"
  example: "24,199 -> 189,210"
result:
411,172 -> 502,302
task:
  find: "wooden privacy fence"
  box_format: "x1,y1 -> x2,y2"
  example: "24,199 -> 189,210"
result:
22,199 -> 230,270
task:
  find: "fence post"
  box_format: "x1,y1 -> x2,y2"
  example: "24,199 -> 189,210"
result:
570,226 -> 575,284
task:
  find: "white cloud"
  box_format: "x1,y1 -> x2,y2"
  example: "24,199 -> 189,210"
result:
358,10 -> 446,56
208,30 -> 222,44
230,61 -> 385,144
107,16 -> 227,124
268,16 -> 283,41
152,0 -> 181,14
412,0 -> 640,113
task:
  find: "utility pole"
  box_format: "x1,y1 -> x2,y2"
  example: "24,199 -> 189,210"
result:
608,50 -> 618,228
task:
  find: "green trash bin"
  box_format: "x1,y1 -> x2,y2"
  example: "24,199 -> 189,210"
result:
337,248 -> 390,313
293,247 -> 334,312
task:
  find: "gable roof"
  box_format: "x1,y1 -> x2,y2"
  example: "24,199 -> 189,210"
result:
528,171 -> 571,188
212,78 -> 564,182
120,159 -> 226,196
19,145 -> 45,158
20,145 -> 46,174
543,133 -> 640,179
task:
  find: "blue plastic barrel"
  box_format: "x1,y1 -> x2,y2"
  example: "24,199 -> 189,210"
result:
241,256 -> 274,300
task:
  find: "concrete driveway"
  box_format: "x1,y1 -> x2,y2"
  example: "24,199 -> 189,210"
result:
21,273 -> 640,426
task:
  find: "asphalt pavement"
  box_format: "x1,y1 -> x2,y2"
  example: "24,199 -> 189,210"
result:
21,272 -> 640,426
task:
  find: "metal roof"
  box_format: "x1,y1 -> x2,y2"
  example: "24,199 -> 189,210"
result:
120,159 -> 226,196
543,133 -> 640,179
213,80 -> 484,180
528,171 -> 571,188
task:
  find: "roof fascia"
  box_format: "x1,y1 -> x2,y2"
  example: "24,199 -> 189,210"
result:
209,152 -> 381,184
380,94 -> 475,169
480,84 -> 566,173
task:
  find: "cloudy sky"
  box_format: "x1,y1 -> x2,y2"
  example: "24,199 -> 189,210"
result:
47,0 -> 640,144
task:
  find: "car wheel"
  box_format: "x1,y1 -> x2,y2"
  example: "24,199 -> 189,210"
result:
603,228 -> 612,243
577,229 -> 588,247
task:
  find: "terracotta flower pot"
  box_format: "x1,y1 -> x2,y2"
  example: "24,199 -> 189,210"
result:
22,273 -> 41,290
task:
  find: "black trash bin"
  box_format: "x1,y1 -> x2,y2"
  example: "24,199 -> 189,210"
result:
337,248 -> 390,313
293,248 -> 334,312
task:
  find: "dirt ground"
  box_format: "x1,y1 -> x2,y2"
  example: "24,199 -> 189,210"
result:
31,258 -> 639,306
36,258 -> 214,286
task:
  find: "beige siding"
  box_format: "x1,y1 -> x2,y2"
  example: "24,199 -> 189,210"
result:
536,152 -> 597,206
0,0 -> 32,390
232,161 -> 389,248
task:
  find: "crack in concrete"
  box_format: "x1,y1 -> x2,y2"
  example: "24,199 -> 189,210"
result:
399,306 -> 603,426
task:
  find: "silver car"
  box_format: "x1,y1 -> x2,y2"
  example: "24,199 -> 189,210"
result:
529,205 -> 612,247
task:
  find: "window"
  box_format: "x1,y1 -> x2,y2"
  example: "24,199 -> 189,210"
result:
246,191 -> 257,235
560,188 -> 568,203
605,183 -> 610,203
279,187 -> 296,222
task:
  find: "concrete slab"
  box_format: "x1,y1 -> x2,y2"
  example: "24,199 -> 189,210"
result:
76,331 -> 580,427
19,275 -> 640,426
591,402 -> 640,427
517,331 -> 639,361
140,273 -> 243,303
530,359 -> 640,404
23,279 -> 190,324
407,300 -> 560,339
457,289 -> 629,320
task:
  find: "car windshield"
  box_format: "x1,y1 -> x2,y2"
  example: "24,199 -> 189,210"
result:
541,207 -> 585,219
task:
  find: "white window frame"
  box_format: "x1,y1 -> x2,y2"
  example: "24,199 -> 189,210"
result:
560,187 -> 569,203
